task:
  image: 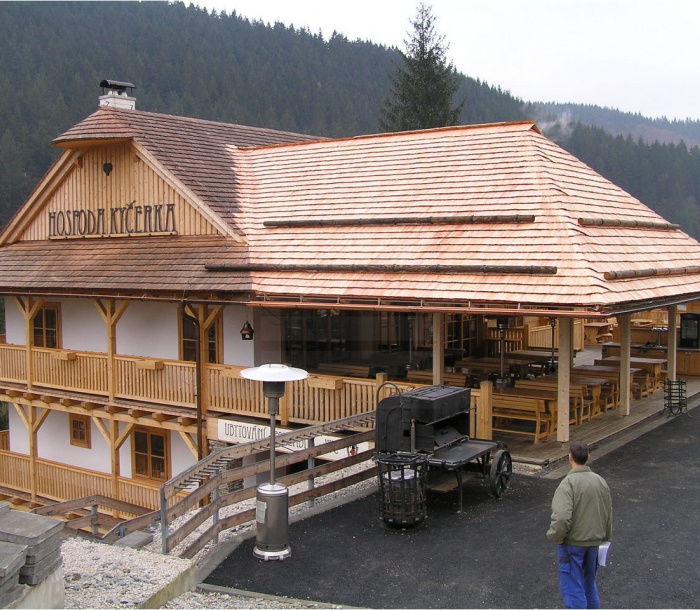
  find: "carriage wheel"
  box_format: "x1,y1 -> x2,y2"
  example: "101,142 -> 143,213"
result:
489,450 -> 512,498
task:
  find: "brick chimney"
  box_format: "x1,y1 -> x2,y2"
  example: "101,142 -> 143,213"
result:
99,79 -> 136,110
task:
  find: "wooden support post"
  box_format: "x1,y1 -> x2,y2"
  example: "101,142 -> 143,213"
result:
619,313 -> 632,416
14,296 -> 44,392
476,380 -> 493,440
557,318 -> 572,443
375,372 -> 389,404
93,299 -> 129,403
13,403 -> 48,501
184,303 -> 222,461
432,312 -> 445,385
667,305 -> 678,381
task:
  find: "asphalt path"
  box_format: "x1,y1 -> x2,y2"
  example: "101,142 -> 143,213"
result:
205,409 -> 700,608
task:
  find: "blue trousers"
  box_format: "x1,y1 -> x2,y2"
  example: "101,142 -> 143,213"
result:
557,543 -> 600,609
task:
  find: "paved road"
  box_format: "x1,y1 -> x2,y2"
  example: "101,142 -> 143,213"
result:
205,408 -> 700,608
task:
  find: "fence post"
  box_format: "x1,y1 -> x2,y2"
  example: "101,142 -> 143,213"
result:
91,503 -> 99,537
212,469 -> 220,545
160,485 -> 168,554
307,437 -> 316,508
476,380 -> 493,440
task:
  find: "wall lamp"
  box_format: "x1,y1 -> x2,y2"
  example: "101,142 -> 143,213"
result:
240,321 -> 255,340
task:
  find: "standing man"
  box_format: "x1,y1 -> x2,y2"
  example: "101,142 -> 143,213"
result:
547,441 -> 612,609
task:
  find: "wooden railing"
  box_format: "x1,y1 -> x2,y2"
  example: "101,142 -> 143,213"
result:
116,356 -> 195,407
0,451 -> 164,510
0,344 -> 26,382
159,412 -> 378,558
33,348 -> 108,394
526,321 -> 584,351
0,344 -> 437,427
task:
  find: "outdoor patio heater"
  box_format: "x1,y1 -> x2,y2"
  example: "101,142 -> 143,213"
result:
240,364 -> 308,561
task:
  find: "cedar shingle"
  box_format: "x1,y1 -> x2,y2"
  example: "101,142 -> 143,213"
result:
3,111 -> 700,314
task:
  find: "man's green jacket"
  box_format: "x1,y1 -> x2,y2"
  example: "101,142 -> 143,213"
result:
546,466 -> 613,546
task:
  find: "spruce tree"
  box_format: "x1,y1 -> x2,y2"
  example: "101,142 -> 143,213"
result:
379,3 -> 465,132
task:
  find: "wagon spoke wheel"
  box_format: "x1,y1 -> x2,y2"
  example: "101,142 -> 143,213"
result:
489,450 -> 512,498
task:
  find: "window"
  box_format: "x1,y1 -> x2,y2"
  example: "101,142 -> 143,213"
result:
180,312 -> 222,363
69,414 -> 91,448
132,428 -> 169,482
32,304 -> 61,348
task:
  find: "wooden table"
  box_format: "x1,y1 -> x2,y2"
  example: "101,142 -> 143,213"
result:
456,357 -> 538,378
596,356 -> 667,391
571,365 -> 641,409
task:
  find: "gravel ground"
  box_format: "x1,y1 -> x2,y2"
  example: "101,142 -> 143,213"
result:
60,466 -> 376,609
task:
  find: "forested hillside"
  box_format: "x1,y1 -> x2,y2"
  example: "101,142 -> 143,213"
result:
1,1 -> 700,239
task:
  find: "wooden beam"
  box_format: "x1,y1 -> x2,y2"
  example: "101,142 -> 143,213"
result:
32,408 -> 50,434
178,431 -> 199,459
116,423 -> 134,450
152,412 -> 175,423
81,401 -> 101,411
178,417 -> 196,427
104,405 -> 126,414
128,409 -> 148,420
60,398 -> 79,407
92,417 -> 110,446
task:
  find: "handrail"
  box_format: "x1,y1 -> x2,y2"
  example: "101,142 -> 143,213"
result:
160,413 -> 377,556
162,410 -> 376,498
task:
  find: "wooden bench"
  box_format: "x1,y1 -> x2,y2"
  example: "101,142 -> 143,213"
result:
316,363 -> 372,378
515,379 -> 592,425
407,370 -> 469,387
491,394 -> 553,444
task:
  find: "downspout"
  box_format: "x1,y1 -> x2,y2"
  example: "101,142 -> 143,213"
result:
181,303 -> 204,461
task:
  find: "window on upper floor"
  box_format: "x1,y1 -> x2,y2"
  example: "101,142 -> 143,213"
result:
32,304 -> 61,348
180,311 -> 222,364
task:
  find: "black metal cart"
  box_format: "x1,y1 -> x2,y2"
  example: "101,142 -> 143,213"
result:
375,384 -> 512,522
428,437 -> 512,511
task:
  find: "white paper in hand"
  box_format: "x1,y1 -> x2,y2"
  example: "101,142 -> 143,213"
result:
598,541 -> 611,566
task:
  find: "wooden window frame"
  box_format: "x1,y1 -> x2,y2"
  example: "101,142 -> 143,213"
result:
131,427 -> 170,483
178,310 -> 223,364
32,302 -> 62,348
69,413 -> 91,449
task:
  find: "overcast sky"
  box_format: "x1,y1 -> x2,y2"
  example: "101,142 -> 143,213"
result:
201,0 -> 700,122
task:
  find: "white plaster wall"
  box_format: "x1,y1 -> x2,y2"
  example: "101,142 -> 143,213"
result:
5,298 -> 24,345
8,407 -> 29,455
61,298 -> 107,352
222,306 -> 282,366
254,308 -> 283,365
36,411 -> 111,473
171,431 -> 196,477
222,306 -> 255,366
117,301 -> 179,359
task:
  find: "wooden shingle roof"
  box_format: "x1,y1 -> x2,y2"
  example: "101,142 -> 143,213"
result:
220,121 -> 700,314
52,107 -> 322,230
4,108 -> 700,315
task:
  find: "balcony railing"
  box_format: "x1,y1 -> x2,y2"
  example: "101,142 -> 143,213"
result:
0,450 -> 165,511
0,344 -> 414,426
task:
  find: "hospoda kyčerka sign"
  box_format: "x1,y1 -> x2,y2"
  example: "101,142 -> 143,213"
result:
48,201 -> 176,238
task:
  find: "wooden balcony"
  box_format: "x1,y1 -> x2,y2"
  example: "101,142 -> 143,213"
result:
0,450 -> 166,511
0,344 -> 413,426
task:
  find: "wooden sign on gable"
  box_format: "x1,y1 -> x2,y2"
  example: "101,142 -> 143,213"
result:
17,142 -> 224,242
